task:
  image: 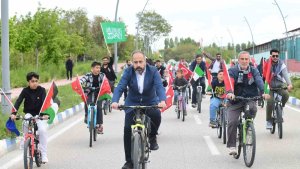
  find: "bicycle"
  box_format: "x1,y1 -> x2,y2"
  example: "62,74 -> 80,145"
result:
196,81 -> 202,113
174,84 -> 188,122
118,105 -> 160,169
84,87 -> 101,147
269,87 -> 286,139
16,114 -> 48,169
215,100 -> 227,144
233,96 -> 262,168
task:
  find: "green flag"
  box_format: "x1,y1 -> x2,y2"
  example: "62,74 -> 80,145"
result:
192,66 -> 205,81
101,22 -> 127,44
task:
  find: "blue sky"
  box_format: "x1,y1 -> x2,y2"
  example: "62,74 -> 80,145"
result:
3,0 -> 300,50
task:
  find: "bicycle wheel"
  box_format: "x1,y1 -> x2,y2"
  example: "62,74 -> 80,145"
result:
270,117 -> 276,134
182,103 -> 185,122
234,126 -> 242,159
276,105 -> 283,139
222,109 -> 227,144
24,139 -> 33,169
197,92 -> 202,113
260,99 -> 264,108
34,143 -> 42,167
177,101 -> 180,119
132,133 -> 143,169
108,100 -> 112,113
103,101 -> 108,115
217,111 -> 222,138
243,122 -> 256,167
89,108 -> 94,147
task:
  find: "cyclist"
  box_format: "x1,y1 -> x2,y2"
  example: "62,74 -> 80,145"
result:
10,72 -> 49,163
208,70 -> 226,127
226,51 -> 270,155
111,50 -> 166,169
204,52 -> 224,80
101,56 -> 117,92
173,68 -> 189,116
80,61 -> 105,134
266,49 -> 293,129
189,54 -> 206,108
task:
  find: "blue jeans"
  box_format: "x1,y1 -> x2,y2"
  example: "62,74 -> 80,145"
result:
210,97 -> 222,122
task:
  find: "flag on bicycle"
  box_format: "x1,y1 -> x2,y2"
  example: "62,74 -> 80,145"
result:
263,57 -> 273,94
192,65 -> 205,81
205,63 -> 212,92
40,81 -> 59,124
161,86 -> 174,113
96,76 -> 112,102
178,63 -> 193,80
222,63 -> 234,93
0,88 -> 17,113
71,76 -> 87,104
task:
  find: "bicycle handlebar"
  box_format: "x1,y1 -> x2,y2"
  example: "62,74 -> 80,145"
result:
15,115 -> 46,121
234,96 -> 263,101
173,84 -> 188,90
83,86 -> 100,92
118,105 -> 161,110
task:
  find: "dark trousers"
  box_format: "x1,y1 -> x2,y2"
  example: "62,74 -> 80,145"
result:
66,69 -> 72,80
266,89 -> 289,121
124,108 -> 161,162
227,101 -> 257,147
192,78 -> 206,104
84,93 -> 103,124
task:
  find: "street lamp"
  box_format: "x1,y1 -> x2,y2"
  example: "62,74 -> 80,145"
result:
135,0 -> 150,50
244,16 -> 255,59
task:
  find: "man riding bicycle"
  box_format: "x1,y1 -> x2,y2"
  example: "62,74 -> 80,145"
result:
80,61 -> 105,134
190,54 -> 206,108
226,51 -> 270,155
266,49 -> 293,129
111,50 -> 166,169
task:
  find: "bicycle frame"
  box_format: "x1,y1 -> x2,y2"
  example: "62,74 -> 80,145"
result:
177,89 -> 186,112
87,104 -> 97,129
24,119 -> 38,158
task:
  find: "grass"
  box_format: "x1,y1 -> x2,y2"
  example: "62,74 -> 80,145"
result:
290,76 -> 300,99
0,83 -> 82,140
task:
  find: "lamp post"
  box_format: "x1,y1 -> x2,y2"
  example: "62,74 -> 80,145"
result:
244,16 -> 255,59
273,0 -> 289,68
114,0 -> 120,73
135,0 -> 150,50
1,0 -> 11,114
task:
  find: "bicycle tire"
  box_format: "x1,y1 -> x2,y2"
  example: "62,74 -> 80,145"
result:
182,105 -> 185,122
103,101 -> 108,115
34,144 -> 42,167
24,138 -> 33,169
108,100 -> 112,113
270,119 -> 276,134
93,127 -> 97,142
243,122 -> 256,167
197,92 -> 202,113
234,126 -> 242,159
222,109 -> 227,144
132,133 -> 143,169
277,105 -> 283,139
89,108 -> 94,147
177,101 -> 180,119
217,111 -> 222,138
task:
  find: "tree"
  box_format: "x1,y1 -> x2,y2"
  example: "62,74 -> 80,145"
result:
164,38 -> 169,49
169,38 -> 175,48
174,37 -> 179,47
241,43 -> 247,50
236,44 -> 241,53
137,10 -> 172,46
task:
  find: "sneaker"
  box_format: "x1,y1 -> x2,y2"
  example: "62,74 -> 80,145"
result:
192,104 -> 196,108
266,121 -> 273,129
149,137 -> 159,150
209,121 -> 217,128
228,147 -> 237,155
97,124 -> 104,134
122,161 -> 133,169
42,156 -> 48,163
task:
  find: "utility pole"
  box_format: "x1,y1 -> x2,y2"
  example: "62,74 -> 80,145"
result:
135,0 -> 150,50
1,0 -> 12,114
114,0 -> 120,73
244,16 -> 255,59
273,0 -> 289,68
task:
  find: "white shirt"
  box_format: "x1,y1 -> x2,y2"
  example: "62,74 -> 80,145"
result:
135,67 -> 146,94
212,60 -> 221,73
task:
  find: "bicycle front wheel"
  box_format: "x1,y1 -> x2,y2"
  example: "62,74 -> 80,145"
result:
197,92 -> 202,113
276,105 -> 283,139
89,108 -> 94,147
103,101 -> 108,115
24,139 -> 33,169
132,133 -> 144,169
176,101 -> 180,119
222,109 -> 227,144
243,122 -> 256,167
217,111 -> 222,139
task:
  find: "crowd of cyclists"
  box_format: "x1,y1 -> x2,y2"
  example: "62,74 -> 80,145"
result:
8,48 -> 293,169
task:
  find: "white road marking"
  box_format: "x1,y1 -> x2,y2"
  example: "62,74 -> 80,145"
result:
0,117 -> 83,169
203,136 -> 221,155
193,115 -> 202,125
286,105 -> 300,113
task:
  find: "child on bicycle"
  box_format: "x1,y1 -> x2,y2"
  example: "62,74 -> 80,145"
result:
208,70 -> 226,128
10,72 -> 49,163
80,61 -> 105,134
173,68 -> 189,116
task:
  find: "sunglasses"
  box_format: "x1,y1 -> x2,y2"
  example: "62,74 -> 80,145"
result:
272,55 -> 279,58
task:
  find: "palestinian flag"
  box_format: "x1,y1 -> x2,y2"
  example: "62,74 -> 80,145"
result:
40,81 -> 59,124
206,66 -> 212,92
192,65 -> 205,81
178,63 -> 193,80
96,76 -> 112,102
263,57 -> 273,94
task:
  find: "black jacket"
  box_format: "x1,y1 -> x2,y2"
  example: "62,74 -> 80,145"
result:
14,86 -> 46,116
101,57 -> 117,81
65,59 -> 73,70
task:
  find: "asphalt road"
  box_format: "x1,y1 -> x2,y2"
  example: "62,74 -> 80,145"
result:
1,96 -> 300,169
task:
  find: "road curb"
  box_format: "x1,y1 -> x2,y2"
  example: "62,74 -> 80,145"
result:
0,102 -> 84,157
288,96 -> 300,107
